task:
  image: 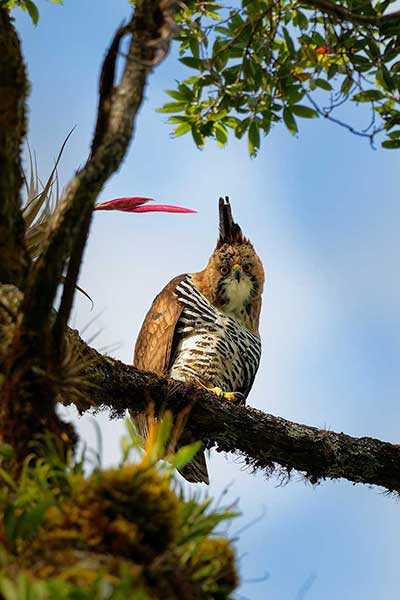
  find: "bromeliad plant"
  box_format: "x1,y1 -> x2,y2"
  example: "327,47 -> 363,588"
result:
0,416 -> 240,600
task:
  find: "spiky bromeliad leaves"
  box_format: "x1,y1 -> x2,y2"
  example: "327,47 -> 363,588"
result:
0,418 -> 240,600
132,197 -> 265,485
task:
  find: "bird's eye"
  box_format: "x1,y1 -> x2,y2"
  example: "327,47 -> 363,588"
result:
220,266 -> 229,275
243,264 -> 251,272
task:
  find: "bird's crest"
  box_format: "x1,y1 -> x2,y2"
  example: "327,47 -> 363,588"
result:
217,196 -> 247,247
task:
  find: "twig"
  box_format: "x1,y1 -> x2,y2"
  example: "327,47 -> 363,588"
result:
300,0 -> 400,27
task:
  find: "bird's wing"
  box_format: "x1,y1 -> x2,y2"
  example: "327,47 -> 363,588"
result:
132,273 -> 210,485
134,273 -> 186,373
132,274 -> 186,438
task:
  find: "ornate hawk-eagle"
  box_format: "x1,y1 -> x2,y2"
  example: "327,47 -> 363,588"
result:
133,197 -> 264,484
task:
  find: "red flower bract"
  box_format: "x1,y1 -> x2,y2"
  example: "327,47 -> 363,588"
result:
95,197 -> 196,213
315,46 -> 332,55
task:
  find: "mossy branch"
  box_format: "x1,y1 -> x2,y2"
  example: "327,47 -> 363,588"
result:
0,1 -> 177,462
0,7 -> 29,287
65,326 -> 400,494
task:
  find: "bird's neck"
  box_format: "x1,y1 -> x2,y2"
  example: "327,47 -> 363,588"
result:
192,271 -> 261,334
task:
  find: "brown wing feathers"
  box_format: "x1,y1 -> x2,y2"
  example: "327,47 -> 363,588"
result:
134,274 -> 186,374
132,273 -> 209,484
133,275 -> 185,440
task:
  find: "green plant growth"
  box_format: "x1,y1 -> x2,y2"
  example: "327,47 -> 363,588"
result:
0,417 -> 240,600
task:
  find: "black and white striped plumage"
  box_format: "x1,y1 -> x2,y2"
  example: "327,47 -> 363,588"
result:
170,276 -> 261,399
133,197 -> 264,485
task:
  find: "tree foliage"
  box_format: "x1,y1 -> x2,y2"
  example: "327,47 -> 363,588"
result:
159,0 -> 400,153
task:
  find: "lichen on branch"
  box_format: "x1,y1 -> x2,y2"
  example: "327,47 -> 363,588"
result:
66,326 -> 400,495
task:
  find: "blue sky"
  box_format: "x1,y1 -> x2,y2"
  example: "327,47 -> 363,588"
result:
14,1 -> 400,598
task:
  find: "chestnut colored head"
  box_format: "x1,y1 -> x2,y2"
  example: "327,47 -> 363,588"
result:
193,197 -> 264,333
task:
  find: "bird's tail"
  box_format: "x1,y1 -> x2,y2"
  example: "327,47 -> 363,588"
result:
178,450 -> 209,484
217,196 -> 246,246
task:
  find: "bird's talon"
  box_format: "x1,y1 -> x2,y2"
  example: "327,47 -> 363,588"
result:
207,387 -> 244,404
223,391 -> 237,401
208,386 -> 224,398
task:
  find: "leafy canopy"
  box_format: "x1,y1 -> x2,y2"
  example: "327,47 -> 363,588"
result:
159,0 -> 400,154
7,0 -> 400,152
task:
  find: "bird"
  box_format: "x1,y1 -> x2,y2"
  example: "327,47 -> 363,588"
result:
133,197 -> 265,484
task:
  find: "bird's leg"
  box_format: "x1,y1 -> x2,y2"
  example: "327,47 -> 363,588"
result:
198,382 -> 246,405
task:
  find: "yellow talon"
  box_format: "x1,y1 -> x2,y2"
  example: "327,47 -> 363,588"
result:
208,386 -> 223,397
196,381 -> 242,403
208,387 -> 236,401
223,391 -> 237,401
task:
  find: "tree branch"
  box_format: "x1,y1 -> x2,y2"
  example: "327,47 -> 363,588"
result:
1,1 -> 177,465
67,327 -> 400,495
0,7 -> 29,287
21,0 -> 176,337
300,0 -> 400,27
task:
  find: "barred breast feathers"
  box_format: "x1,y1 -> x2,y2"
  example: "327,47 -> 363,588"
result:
169,276 -> 261,399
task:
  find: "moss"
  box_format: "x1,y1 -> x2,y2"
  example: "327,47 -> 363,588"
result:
188,538 -> 239,598
0,430 -> 239,599
98,464 -> 179,556
19,462 -> 178,569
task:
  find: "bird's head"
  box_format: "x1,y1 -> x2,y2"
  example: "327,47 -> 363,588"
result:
193,197 -> 264,332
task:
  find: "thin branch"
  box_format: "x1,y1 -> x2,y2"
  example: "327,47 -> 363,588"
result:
300,0 -> 400,26
66,327 -> 400,495
304,90 -> 383,147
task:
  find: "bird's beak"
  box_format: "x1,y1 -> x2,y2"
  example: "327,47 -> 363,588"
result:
233,264 -> 242,282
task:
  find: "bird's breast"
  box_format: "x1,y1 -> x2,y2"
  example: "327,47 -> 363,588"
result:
169,276 -> 261,396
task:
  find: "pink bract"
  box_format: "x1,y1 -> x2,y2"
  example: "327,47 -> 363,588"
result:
95,197 -> 196,213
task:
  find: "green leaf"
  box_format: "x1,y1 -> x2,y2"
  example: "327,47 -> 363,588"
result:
0,577 -> 18,600
341,76 -> 353,96
24,0 -> 39,25
388,130 -> 400,139
157,102 -> 187,113
223,116 -> 240,129
382,139 -> 400,149
282,27 -> 295,56
366,39 -> 381,60
314,78 -> 332,91
291,104 -> 318,118
248,120 -> 260,156
214,123 -> 228,146
235,117 -> 250,139
170,442 -> 202,470
174,122 -> 192,137
0,444 -> 14,459
180,57 -> 204,70
191,126 -> 205,148
283,107 -> 298,134
293,9 -> 308,30
165,89 -> 184,100
0,467 -> 17,489
352,90 -> 385,102
208,108 -> 228,122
